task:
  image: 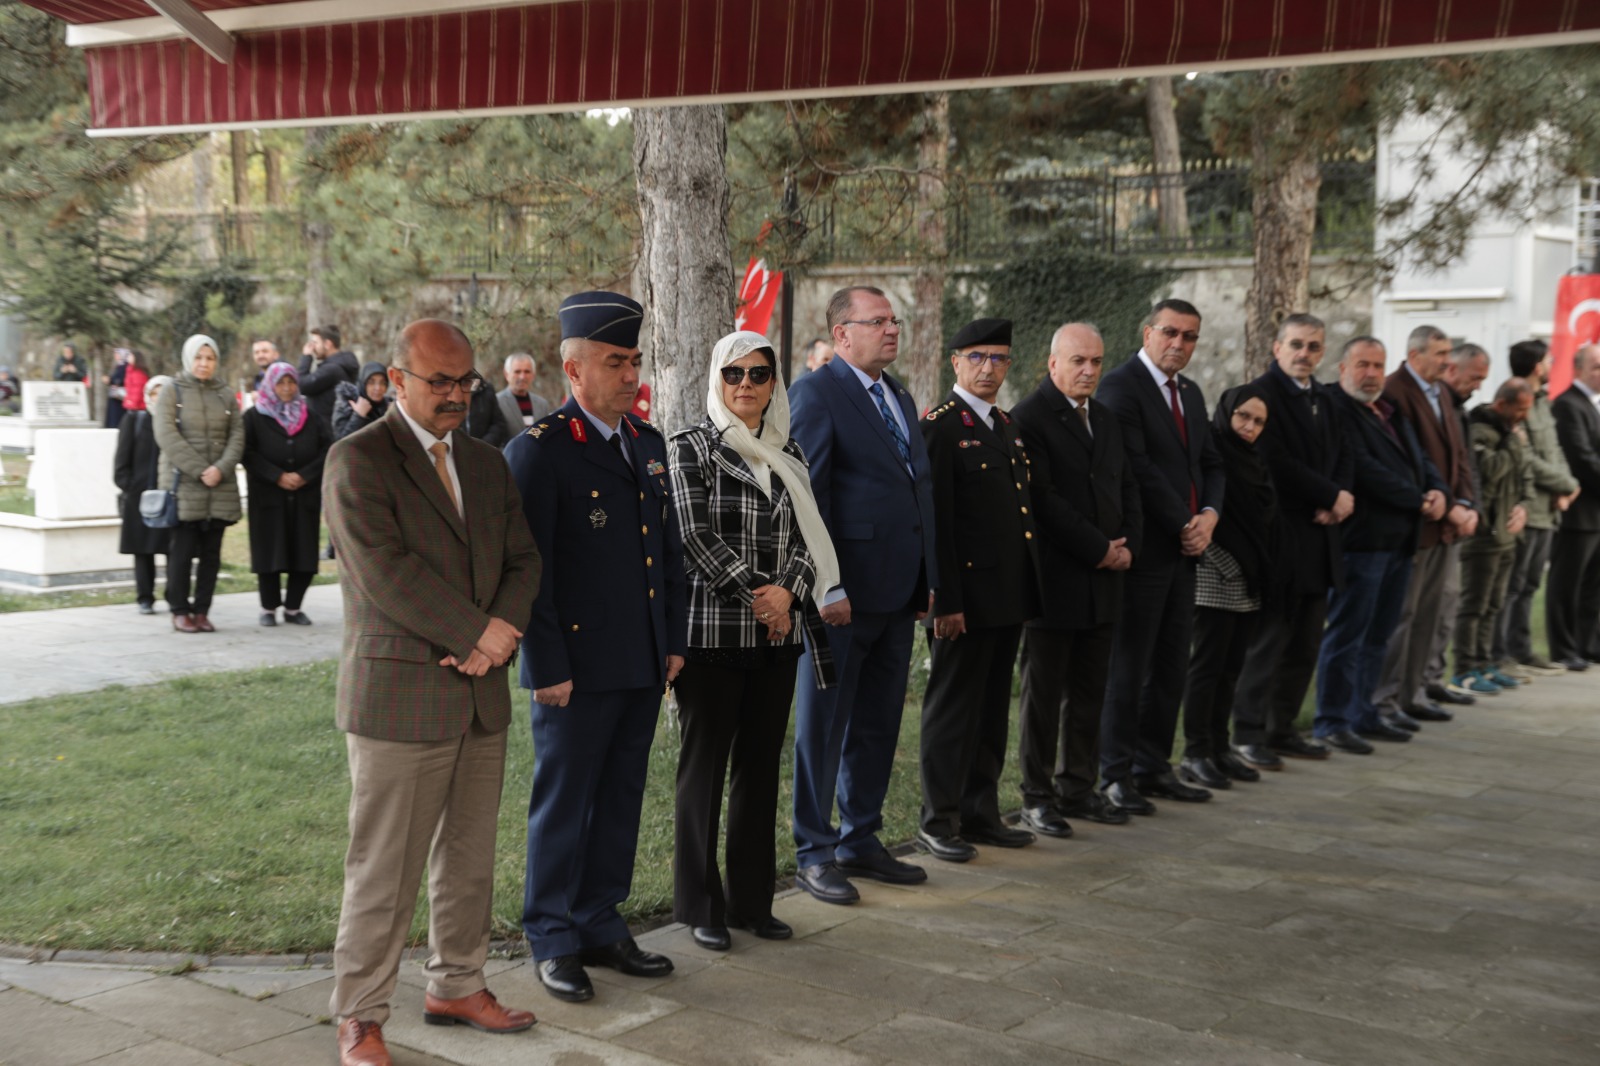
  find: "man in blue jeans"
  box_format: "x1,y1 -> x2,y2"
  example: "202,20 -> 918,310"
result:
1317,338 -> 1447,750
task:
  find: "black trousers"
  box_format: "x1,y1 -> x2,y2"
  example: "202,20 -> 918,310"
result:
166,522 -> 227,615
1101,558 -> 1196,783
1018,623 -> 1114,808
133,553 -> 159,606
672,656 -> 797,928
918,623 -> 1022,837
1547,529 -> 1600,661
1182,607 -> 1260,760
1231,592 -> 1327,746
258,571 -> 314,611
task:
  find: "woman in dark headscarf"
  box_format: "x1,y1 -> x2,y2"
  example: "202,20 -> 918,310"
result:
243,362 -> 332,625
1178,383 -> 1280,789
113,373 -> 172,614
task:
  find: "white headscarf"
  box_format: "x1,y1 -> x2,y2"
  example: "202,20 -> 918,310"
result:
180,334 -> 219,375
706,331 -> 840,606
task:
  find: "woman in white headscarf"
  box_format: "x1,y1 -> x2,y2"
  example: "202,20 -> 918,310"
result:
668,330 -> 839,953
151,334 -> 244,633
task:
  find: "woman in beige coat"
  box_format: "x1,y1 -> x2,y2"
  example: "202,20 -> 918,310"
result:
152,334 -> 244,632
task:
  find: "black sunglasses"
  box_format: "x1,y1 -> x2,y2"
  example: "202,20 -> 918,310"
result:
721,365 -> 775,386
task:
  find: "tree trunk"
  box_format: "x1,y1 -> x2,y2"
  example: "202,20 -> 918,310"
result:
229,131 -> 250,207
263,144 -> 284,206
190,137 -> 218,263
632,105 -> 734,435
301,128 -> 334,334
1145,76 -> 1191,242
905,91 -> 949,413
1243,69 -> 1321,376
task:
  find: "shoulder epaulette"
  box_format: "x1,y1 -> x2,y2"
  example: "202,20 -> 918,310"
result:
525,421 -> 551,439
629,414 -> 662,436
925,401 -> 956,422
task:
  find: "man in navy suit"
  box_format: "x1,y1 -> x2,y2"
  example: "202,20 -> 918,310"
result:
788,286 -> 937,904
505,291 -> 688,1003
1095,299 -> 1225,815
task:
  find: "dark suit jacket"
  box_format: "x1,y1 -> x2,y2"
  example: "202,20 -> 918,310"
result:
920,391 -> 1041,627
1013,378 -> 1143,630
788,356 -> 936,613
1250,363 -> 1353,595
1383,366 -> 1475,547
506,399 -> 688,692
298,350 -> 361,427
1096,353 -> 1224,567
1552,386 -> 1600,532
1332,390 -> 1445,556
323,405 -> 540,741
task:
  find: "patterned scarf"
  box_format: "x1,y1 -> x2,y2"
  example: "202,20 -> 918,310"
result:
255,362 -> 308,436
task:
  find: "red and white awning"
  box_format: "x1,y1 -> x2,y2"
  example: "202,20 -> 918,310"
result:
20,0 -> 1600,136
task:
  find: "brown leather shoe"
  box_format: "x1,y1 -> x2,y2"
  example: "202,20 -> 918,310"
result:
337,1018 -> 392,1066
422,988 -> 536,1033
172,613 -> 200,633
192,613 -> 215,632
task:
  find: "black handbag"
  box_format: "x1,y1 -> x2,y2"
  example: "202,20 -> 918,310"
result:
139,382 -> 182,528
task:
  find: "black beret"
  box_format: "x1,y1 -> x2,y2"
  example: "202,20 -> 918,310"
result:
558,291 -> 644,348
948,317 -> 1012,351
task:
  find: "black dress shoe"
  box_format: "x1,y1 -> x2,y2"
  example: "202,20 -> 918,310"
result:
1177,757 -> 1231,790
961,822 -> 1036,848
1322,730 -> 1374,754
1057,792 -> 1131,825
537,956 -> 594,1002
1270,734 -> 1330,760
794,862 -> 859,905
1134,769 -> 1212,802
1406,702 -> 1454,722
1234,743 -> 1284,771
1214,752 -> 1261,783
1560,657 -> 1591,672
1385,710 -> 1422,732
1425,683 -> 1476,706
836,850 -> 928,885
1103,780 -> 1156,816
726,914 -> 792,940
137,602 -> 156,616
1357,719 -> 1412,743
579,936 -> 673,978
914,830 -> 977,863
691,926 -> 730,951
1019,805 -> 1075,837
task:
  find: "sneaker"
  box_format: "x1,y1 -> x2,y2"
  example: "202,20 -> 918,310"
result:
1518,656 -> 1566,676
1484,667 -> 1523,688
1443,680 -> 1481,700
1453,671 -> 1501,695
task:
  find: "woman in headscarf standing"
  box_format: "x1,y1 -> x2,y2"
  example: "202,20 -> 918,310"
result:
1178,384 -> 1281,788
668,330 -> 838,953
244,362 -> 332,626
152,334 -> 244,633
112,373 -> 172,615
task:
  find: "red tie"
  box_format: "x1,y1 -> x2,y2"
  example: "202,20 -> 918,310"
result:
1167,380 -> 1198,515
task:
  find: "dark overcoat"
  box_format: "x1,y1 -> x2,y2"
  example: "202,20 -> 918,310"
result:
243,408 -> 333,574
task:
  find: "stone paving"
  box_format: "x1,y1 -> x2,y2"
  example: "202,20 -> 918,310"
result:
3,661 -> 1598,1064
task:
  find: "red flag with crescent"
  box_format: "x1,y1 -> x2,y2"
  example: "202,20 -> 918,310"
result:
735,257 -> 782,335
1550,274 -> 1600,397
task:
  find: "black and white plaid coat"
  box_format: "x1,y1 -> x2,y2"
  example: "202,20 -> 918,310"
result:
668,420 -> 834,687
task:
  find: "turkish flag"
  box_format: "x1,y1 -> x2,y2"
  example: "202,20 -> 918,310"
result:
1549,274 -> 1600,397
735,257 -> 782,336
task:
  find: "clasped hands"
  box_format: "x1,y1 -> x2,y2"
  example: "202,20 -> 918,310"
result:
275,471 -> 306,491
439,617 -> 522,677
750,584 -> 794,641
1179,510 -> 1218,557
1313,490 -> 1356,527
1419,489 -> 1447,522
1097,536 -> 1132,571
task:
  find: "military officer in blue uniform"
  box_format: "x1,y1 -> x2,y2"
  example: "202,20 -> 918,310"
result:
505,291 -> 688,1004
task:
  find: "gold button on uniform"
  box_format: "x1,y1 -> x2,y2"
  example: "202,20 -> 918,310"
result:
1025,532 -> 1033,540
642,525 -> 649,535
649,588 -> 656,598
639,491 -> 645,500
1021,507 -> 1029,514
591,490 -> 599,498
646,556 -> 653,567
570,624 -> 580,632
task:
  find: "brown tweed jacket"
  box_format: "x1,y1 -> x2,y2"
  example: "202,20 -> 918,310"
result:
323,405 -> 540,741
1384,365 -> 1474,550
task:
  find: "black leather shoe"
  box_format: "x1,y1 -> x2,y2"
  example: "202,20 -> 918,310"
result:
1177,757 -> 1231,790
691,926 -> 730,951
1214,752 -> 1261,783
1385,710 -> 1422,732
1561,657 -> 1591,672
1019,805 -> 1075,837
1103,780 -> 1156,815
1057,792 -> 1131,824
836,850 -> 928,885
1234,743 -> 1284,770
914,830 -> 977,863
1270,734 -> 1330,760
579,937 -> 673,978
137,602 -> 156,616
1425,683 -> 1476,706
1135,769 -> 1212,802
794,862 -> 859,904
1406,702 -> 1454,722
960,822 -> 1036,848
259,611 -> 277,627
1357,719 -> 1412,743
1322,730 -> 1374,755
726,914 -> 792,940
537,956 -> 594,1002
282,610 -> 312,625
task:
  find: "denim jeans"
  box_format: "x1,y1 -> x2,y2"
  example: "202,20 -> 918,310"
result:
1316,551 -> 1413,736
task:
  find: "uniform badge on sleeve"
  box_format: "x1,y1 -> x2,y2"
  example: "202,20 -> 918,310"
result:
589,508 -> 608,529
960,411 -> 974,427
646,459 -> 665,476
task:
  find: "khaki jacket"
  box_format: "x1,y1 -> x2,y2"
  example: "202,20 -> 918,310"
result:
151,373 -> 244,524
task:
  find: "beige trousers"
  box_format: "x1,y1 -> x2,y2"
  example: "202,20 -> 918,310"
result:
330,722 -> 507,1025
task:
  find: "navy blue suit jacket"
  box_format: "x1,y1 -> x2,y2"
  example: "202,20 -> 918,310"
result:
1332,389 -> 1446,556
788,357 -> 937,614
505,399 -> 687,692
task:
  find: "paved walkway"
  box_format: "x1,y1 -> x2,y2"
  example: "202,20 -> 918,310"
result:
3,642 -> 1598,1064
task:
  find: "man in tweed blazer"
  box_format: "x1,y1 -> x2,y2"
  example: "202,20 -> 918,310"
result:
323,319 -> 540,1066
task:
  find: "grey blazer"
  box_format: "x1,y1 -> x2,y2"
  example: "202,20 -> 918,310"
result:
497,386 -> 553,440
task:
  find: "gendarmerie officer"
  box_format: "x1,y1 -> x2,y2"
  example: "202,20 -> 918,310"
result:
915,317 -> 1042,861
505,291 -> 688,1004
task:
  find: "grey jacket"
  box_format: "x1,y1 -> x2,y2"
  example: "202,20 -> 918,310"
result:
151,373 -> 244,524
1521,388 -> 1578,529
497,386 -> 553,440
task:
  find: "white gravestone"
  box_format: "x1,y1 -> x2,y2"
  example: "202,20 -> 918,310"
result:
27,427 -> 121,520
22,380 -> 91,422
